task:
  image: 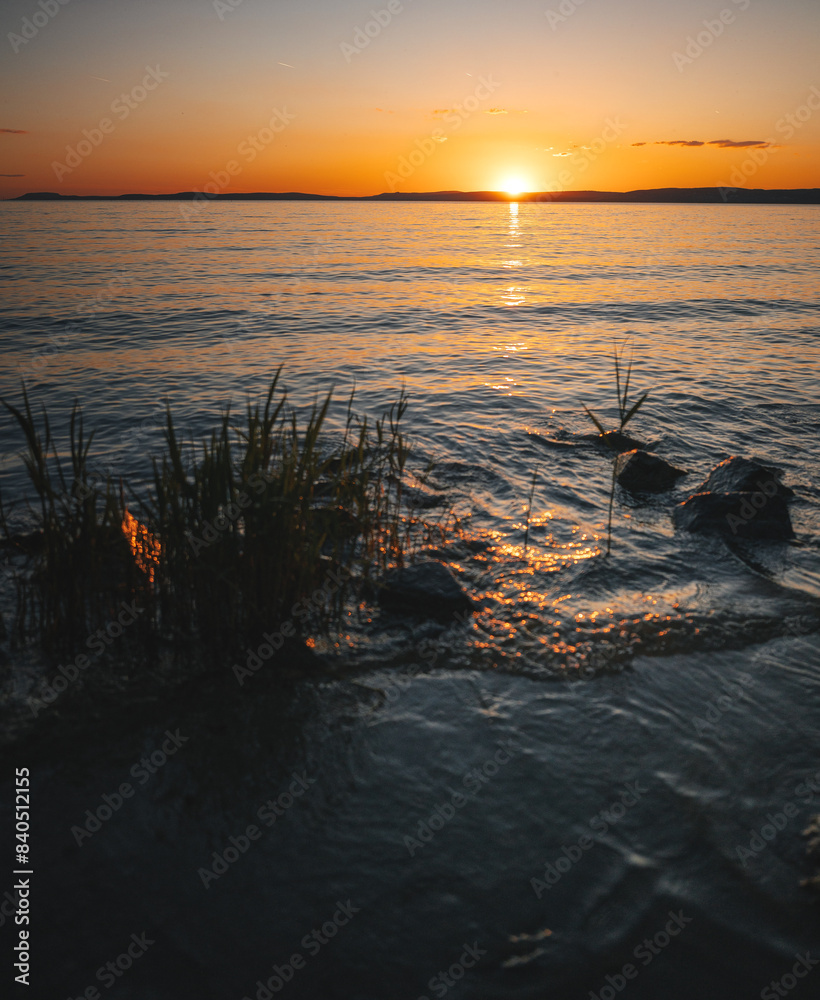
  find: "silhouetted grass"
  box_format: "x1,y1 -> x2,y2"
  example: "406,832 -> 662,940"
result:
2,372 -> 433,660
581,344 -> 651,556
582,343 -> 650,438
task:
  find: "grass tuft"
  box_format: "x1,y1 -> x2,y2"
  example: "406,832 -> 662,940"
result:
2,371 -> 431,661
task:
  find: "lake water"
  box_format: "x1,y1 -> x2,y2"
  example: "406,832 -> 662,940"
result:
1,201 -> 819,998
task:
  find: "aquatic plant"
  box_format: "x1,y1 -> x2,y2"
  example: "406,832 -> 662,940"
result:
582,343 -> 650,438
1,372 -> 429,660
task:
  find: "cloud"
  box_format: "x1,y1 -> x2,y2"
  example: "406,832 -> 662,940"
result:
632,138 -> 776,149
707,138 -> 772,148
0,173 -> 24,177
432,106 -> 525,118
1,128 -> 28,134
552,151 -> 572,157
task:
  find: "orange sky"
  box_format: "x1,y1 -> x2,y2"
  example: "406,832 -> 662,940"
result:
1,0 -> 819,197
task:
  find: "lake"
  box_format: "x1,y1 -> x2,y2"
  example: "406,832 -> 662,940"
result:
1,200 -> 819,998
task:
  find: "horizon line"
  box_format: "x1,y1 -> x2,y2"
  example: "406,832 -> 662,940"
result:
5,186 -> 820,204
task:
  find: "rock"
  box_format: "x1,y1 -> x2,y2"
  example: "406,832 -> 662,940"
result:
403,486 -> 447,510
584,430 -> 645,452
673,492 -> 794,541
697,456 -> 794,498
615,450 -> 687,493
377,561 -> 473,617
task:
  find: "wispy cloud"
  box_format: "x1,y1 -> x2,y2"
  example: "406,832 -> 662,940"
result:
708,138 -> 772,148
632,138 -> 776,149
1,128 -> 28,134
431,105 -> 523,119
0,173 -> 24,177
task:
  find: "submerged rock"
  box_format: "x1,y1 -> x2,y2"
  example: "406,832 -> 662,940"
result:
697,456 -> 794,499
673,491 -> 794,541
615,450 -> 687,493
377,561 -> 473,617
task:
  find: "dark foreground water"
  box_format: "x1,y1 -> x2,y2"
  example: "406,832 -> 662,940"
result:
0,202 -> 819,998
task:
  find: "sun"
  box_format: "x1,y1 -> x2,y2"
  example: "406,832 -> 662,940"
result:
501,175 -> 528,196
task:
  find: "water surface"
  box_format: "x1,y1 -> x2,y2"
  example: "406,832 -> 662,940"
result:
0,201 -> 818,998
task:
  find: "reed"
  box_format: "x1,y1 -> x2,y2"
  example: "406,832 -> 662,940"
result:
581,344 -> 651,556
2,372 -> 424,661
582,343 -> 650,438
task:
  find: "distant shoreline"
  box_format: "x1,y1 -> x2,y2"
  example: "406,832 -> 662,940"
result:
7,187 -> 820,204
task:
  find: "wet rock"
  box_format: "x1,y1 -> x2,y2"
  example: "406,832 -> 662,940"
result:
673,492 -> 794,541
377,561 -> 473,618
584,430 -> 645,452
697,456 -> 794,499
615,450 -> 687,493
403,486 -> 447,510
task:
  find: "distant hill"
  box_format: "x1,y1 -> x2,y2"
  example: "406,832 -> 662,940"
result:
11,188 -> 820,204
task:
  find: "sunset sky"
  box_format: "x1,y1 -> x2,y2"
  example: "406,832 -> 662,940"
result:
1,0 -> 819,197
